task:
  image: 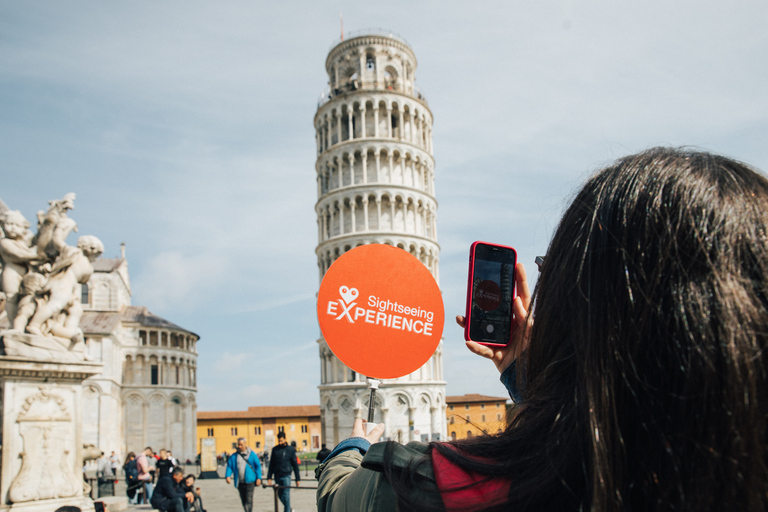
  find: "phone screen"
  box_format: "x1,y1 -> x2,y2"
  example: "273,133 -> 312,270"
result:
467,243 -> 517,344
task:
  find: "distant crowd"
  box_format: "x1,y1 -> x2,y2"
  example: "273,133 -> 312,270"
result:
123,447 -> 205,512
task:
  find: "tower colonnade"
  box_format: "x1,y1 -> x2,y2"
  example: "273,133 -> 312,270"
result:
315,95 -> 434,155
315,32 -> 446,447
316,143 -> 435,196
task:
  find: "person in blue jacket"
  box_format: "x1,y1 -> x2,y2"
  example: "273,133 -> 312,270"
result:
225,437 -> 262,512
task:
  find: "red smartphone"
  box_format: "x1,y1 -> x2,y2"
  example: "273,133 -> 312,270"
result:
464,241 -> 517,346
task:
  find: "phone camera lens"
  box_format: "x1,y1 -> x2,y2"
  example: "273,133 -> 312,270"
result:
486,324 -> 495,333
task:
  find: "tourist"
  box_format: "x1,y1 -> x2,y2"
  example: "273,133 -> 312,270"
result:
267,432 -> 300,512
156,449 -> 175,481
96,452 -> 111,481
225,437 -> 262,512
182,474 -> 206,512
135,447 -> 154,504
123,452 -> 140,504
315,148 -> 768,511
150,467 -> 194,512
316,444 -> 331,464
108,451 -> 119,476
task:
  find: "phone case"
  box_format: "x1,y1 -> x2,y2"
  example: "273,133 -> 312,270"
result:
464,241 -> 517,347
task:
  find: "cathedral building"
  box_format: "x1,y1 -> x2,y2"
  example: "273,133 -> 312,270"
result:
314,32 -> 446,446
79,247 -> 199,462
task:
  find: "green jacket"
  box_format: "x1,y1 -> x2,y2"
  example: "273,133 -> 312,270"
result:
316,441 -> 444,511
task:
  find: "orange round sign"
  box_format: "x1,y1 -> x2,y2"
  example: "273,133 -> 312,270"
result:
317,244 -> 444,379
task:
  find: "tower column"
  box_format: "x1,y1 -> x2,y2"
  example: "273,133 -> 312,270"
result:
360,107 -> 367,138
362,197 -> 369,231
347,108 -> 353,141
336,110 -> 342,145
348,153 -> 356,186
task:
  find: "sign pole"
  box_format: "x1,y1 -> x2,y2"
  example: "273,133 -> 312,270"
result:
366,378 -> 380,434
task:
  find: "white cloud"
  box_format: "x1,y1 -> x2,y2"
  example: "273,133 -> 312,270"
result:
133,251 -> 227,310
213,351 -> 253,373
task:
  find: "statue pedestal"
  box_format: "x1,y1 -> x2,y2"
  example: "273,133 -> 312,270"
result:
0,353 -> 102,512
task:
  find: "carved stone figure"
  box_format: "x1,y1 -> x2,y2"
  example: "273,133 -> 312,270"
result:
0,194 -> 103,362
26,235 -> 104,341
0,210 -> 40,322
8,386 -> 81,503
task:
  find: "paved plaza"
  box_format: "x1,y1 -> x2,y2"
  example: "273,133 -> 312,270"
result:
98,465 -> 320,512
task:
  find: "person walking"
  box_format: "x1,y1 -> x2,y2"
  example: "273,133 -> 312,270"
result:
316,444 -> 331,464
123,452 -> 140,505
108,451 -> 119,476
225,437 -> 262,512
156,449 -> 175,481
267,432 -> 300,512
135,446 -> 154,504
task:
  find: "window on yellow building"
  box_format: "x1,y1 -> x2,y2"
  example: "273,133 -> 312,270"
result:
301,425 -> 308,433
496,403 -> 501,408
449,405 -> 454,410
255,426 -> 261,435
467,431 -> 472,437
466,415 -> 470,422
465,404 -> 469,410
231,427 -> 237,435
256,441 -> 261,448
497,413 -> 502,421
450,417 -> 454,424
303,440 -> 307,447
482,414 -> 486,422
232,442 -> 236,449
278,426 -> 285,433
450,431 -> 457,440
207,428 -> 214,436
481,404 -> 485,409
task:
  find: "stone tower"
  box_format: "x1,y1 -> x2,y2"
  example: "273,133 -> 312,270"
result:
314,31 -> 445,446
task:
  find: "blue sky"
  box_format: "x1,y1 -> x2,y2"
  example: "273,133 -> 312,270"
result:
2,1 -> 767,410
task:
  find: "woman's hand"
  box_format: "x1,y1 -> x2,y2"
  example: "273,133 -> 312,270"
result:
459,262 -> 532,374
350,417 -> 385,444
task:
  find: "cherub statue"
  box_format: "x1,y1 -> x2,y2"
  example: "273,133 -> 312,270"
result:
34,192 -> 77,262
12,272 -> 46,332
25,235 -> 103,347
0,210 -> 41,323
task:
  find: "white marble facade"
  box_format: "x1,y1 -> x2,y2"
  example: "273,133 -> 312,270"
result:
78,252 -> 199,462
315,32 -> 447,446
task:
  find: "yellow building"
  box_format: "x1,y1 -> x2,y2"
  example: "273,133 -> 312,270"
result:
197,405 -> 322,457
446,394 -> 509,440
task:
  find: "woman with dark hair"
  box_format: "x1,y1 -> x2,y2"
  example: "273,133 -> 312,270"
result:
316,147 -> 768,511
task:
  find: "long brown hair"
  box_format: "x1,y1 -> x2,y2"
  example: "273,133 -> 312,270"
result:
392,148 -> 768,511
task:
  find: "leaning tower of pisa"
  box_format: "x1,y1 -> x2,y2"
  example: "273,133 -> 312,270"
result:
314,31 -> 446,447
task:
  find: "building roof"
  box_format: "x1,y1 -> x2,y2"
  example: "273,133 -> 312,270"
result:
92,258 -> 125,272
198,405 -> 321,421
80,311 -> 122,335
121,306 -> 198,338
446,394 -> 508,404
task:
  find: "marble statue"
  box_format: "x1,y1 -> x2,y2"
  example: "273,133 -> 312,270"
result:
0,194 -> 103,362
